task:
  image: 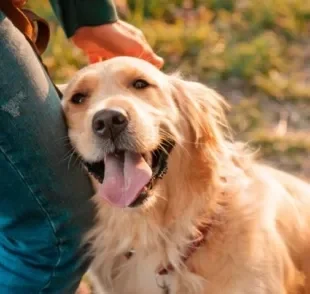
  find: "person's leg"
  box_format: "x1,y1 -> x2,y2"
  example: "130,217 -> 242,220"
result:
0,11 -> 95,294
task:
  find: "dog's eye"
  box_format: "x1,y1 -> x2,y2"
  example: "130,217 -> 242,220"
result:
132,79 -> 149,89
71,93 -> 87,104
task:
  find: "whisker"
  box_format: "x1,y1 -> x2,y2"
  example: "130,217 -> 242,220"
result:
67,151 -> 75,170
62,147 -> 75,162
154,194 -> 168,202
54,135 -> 71,144
159,130 -> 190,156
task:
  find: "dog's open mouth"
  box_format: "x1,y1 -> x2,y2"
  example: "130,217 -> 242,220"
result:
84,140 -> 174,208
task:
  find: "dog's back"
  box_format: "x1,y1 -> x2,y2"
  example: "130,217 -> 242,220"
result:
252,164 -> 310,293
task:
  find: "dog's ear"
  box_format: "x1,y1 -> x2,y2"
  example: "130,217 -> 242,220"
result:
170,76 -> 229,153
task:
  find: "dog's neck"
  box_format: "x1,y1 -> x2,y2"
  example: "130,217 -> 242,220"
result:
89,142 -> 251,292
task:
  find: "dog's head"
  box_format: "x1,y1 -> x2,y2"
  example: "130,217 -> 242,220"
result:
62,57 -> 228,209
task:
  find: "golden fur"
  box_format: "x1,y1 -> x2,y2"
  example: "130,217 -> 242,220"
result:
62,57 -> 310,294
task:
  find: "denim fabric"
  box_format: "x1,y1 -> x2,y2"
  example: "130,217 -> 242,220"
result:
0,11 -> 95,293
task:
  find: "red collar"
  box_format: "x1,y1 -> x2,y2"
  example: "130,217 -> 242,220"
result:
156,223 -> 212,275
124,222 -> 213,276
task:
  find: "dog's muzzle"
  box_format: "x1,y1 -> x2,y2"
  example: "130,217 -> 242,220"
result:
84,139 -> 175,208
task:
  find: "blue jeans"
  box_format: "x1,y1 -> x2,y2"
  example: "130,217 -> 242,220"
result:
0,12 -> 95,293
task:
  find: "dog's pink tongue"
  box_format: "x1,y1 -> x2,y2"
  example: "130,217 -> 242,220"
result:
98,152 -> 152,207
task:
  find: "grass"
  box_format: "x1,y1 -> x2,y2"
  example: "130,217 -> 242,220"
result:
27,0 -> 310,180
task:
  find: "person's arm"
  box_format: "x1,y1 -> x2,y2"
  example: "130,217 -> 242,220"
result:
49,0 -> 118,38
48,0 -> 163,67
13,0 -> 163,68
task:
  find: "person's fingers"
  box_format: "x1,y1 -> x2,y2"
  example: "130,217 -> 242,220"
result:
93,43 -> 164,68
118,21 -> 150,47
139,47 -> 164,69
12,0 -> 27,7
87,48 -> 117,64
117,20 -> 137,33
137,36 -> 164,68
93,44 -> 164,68
150,54 -> 164,69
87,54 -> 102,64
92,33 -> 164,68
115,22 -> 164,68
73,22 -> 164,68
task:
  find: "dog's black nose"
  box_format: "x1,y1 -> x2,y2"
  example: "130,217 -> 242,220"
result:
92,109 -> 128,139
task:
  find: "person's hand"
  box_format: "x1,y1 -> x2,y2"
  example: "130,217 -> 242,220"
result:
71,20 -> 164,68
11,0 -> 163,68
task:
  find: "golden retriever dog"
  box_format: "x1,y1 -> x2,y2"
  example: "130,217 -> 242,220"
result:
61,56 -> 310,294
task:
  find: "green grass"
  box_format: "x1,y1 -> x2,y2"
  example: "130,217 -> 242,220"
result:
27,0 -> 310,180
